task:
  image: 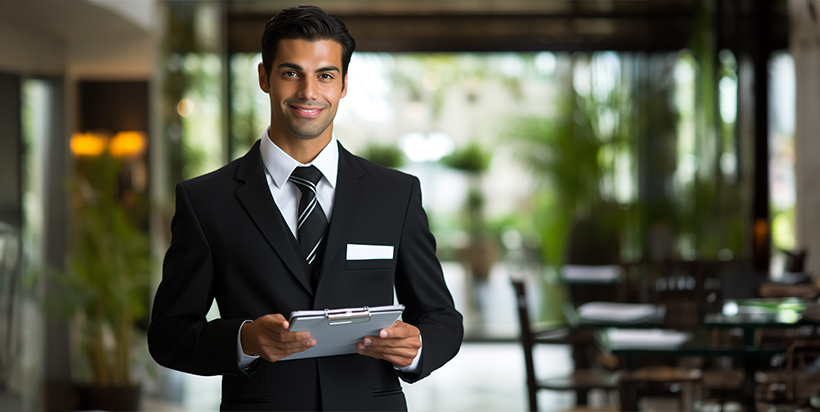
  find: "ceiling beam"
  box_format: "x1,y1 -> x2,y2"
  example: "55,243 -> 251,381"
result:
227,0 -> 787,54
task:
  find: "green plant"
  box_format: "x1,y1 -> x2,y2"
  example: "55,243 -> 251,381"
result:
440,142 -> 497,284
509,92 -> 608,265
361,142 -> 405,168
441,142 -> 492,234
56,154 -> 151,387
441,142 -> 491,175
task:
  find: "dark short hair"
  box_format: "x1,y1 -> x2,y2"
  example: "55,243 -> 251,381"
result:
261,5 -> 356,79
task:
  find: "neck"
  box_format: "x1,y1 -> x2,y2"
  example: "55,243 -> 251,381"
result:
268,132 -> 332,164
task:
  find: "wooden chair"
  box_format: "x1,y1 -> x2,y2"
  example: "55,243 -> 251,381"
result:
756,339 -> 820,410
700,367 -> 745,409
619,365 -> 703,412
785,339 -> 820,406
511,277 -> 619,412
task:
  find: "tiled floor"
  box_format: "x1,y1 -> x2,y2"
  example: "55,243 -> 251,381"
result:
402,343 -> 578,412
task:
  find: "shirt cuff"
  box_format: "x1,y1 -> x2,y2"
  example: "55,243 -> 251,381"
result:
394,334 -> 422,373
237,320 -> 260,369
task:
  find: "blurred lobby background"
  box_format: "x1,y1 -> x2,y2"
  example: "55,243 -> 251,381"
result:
2,0 -> 820,411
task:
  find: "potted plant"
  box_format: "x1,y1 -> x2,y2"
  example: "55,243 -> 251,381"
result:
441,142 -> 495,282
52,152 -> 151,411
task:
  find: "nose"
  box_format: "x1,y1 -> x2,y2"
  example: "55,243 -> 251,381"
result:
297,78 -> 318,100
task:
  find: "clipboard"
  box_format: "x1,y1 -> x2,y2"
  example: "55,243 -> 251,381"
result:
280,304 -> 405,361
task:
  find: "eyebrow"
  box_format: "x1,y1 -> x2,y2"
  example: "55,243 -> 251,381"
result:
278,62 -> 340,73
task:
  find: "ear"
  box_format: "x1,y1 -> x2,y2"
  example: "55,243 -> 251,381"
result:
340,72 -> 349,98
258,63 -> 270,93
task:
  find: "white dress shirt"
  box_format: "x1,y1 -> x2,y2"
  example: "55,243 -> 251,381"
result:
259,128 -> 338,230
237,129 -> 421,372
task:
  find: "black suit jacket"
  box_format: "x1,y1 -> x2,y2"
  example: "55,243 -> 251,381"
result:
147,140 -> 463,411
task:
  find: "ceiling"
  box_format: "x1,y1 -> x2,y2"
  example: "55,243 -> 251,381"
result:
0,0 -> 789,56
226,0 -> 789,54
0,0 -> 152,43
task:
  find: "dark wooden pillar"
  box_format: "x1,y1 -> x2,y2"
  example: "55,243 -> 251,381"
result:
751,0 -> 772,273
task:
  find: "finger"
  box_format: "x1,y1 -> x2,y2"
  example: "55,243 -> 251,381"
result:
246,314 -> 314,357
257,315 -> 312,343
259,314 -> 291,333
358,335 -> 418,353
361,335 -> 404,348
356,344 -> 416,367
276,330 -> 313,343
379,321 -> 417,339
366,326 -> 420,349
356,343 -> 385,360
260,336 -> 317,361
264,334 -> 315,350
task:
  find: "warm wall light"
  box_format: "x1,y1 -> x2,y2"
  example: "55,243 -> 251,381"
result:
70,132 -> 107,156
109,131 -> 146,158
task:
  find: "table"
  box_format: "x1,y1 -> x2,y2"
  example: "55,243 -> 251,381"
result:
596,327 -> 787,412
705,298 -> 817,347
564,301 -> 665,329
595,298 -> 819,411
597,328 -> 787,358
562,301 -> 666,375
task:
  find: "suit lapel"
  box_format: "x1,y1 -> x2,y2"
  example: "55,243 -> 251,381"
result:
235,142 -> 314,295
320,144 -> 366,274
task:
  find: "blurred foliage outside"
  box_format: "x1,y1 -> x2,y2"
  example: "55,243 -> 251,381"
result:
224,49 -> 790,269
178,53 -> 224,180
508,56 -> 626,265
231,53 -> 270,161
360,143 -> 405,169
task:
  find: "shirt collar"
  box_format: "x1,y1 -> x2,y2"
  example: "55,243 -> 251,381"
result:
259,127 -> 338,189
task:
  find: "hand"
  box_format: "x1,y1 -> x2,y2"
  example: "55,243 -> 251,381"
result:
240,314 -> 316,363
356,321 -> 420,368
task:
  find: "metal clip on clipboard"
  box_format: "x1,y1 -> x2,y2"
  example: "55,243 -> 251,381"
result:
326,306 -> 371,325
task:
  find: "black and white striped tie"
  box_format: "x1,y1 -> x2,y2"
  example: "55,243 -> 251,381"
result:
289,165 -> 328,268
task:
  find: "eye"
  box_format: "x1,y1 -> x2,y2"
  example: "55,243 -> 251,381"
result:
283,71 -> 299,78
319,73 -> 334,80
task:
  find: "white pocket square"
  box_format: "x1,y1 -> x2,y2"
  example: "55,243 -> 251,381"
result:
346,244 -> 394,260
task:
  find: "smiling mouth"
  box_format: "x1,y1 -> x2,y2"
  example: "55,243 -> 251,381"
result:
290,105 -> 325,118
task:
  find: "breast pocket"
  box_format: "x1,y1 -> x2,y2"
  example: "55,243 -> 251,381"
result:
345,244 -> 395,270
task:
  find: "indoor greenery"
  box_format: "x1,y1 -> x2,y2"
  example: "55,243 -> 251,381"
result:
441,142 -> 497,283
510,90 -> 615,265
56,153 -> 151,388
441,142 -> 492,234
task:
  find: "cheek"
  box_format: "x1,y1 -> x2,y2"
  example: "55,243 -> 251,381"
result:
270,83 -> 294,100
324,90 -> 344,105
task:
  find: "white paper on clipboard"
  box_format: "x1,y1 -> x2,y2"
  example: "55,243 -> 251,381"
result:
280,304 -> 405,361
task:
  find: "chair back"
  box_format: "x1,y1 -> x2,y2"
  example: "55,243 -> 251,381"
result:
511,277 -> 539,411
785,339 -> 820,403
512,278 -> 535,345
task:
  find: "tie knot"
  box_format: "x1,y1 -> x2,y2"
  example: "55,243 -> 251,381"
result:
289,165 -> 323,187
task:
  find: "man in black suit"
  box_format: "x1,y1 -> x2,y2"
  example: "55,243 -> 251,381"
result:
147,5 -> 463,411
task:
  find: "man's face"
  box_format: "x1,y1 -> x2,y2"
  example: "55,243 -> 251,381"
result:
259,38 -> 348,145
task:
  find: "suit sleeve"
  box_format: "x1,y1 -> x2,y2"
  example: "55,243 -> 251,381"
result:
147,183 -> 252,377
394,177 -> 464,382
